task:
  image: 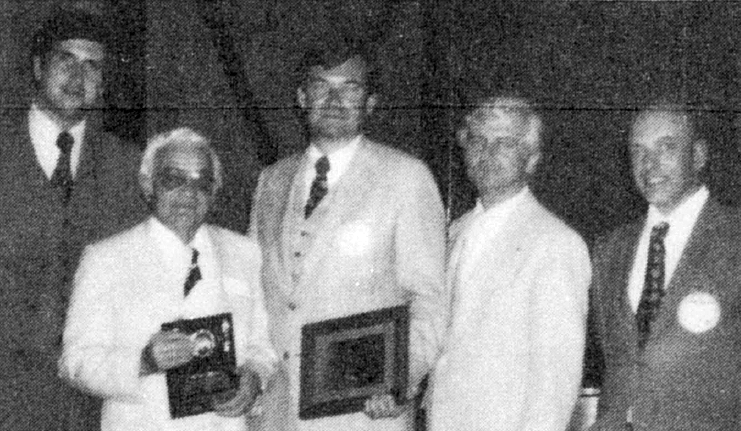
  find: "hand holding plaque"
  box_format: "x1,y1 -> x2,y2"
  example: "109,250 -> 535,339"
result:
212,368 -> 262,417
160,313 -> 239,419
146,331 -> 195,371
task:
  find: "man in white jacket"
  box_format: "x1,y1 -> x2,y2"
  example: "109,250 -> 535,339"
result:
60,128 -> 278,431
428,97 -> 591,431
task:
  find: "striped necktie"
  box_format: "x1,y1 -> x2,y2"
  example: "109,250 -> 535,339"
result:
183,249 -> 201,296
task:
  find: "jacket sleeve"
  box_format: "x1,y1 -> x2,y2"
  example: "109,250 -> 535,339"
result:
520,233 -> 591,431
393,161 -> 447,396
229,238 -> 278,389
59,245 -> 144,402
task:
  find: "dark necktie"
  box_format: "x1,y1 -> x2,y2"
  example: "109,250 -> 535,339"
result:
183,249 -> 202,296
304,156 -> 330,218
50,131 -> 74,204
636,222 -> 670,349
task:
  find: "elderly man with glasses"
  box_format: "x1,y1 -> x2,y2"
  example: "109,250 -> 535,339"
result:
60,128 -> 278,431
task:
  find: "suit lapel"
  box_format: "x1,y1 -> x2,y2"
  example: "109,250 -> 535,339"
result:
653,199 -> 725,337
0,110 -> 52,189
265,155 -> 301,295
74,116 -> 101,186
616,222 -> 644,330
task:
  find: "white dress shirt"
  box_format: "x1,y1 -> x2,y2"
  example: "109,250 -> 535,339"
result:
28,104 -> 85,179
302,135 -> 361,202
628,186 -> 709,311
150,217 -> 214,306
453,187 -> 529,287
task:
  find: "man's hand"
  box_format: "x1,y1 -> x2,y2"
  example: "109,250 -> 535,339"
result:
364,393 -> 407,419
146,331 -> 194,371
213,369 -> 261,417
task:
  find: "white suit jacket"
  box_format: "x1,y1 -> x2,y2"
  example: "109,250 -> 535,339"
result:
249,138 -> 446,431
429,189 -> 591,431
60,220 -> 278,431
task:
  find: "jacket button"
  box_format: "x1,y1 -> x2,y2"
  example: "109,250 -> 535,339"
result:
288,302 -> 297,311
294,251 -> 301,257
283,351 -> 290,360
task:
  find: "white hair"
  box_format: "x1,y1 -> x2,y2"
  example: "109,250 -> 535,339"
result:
139,127 -> 224,196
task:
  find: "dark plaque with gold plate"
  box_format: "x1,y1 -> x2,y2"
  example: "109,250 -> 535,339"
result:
161,312 -> 238,419
299,305 -> 409,419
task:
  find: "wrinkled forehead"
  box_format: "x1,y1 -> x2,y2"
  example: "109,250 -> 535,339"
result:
52,38 -> 105,61
156,143 -> 213,174
466,104 -> 530,138
307,56 -> 368,85
631,110 -> 694,143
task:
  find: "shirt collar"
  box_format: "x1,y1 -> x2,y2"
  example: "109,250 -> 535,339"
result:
646,186 -> 709,230
29,103 -> 86,149
307,135 -> 361,173
473,186 -> 529,219
148,216 -> 211,263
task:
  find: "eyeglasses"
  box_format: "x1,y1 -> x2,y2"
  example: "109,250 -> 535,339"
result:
155,168 -> 214,193
305,79 -> 366,100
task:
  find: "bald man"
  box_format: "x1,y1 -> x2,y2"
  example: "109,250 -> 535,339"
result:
428,97 -> 591,431
590,104 -> 741,431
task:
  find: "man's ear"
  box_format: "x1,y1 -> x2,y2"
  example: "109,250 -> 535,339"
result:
33,56 -> 43,83
525,150 -> 541,176
365,93 -> 378,115
297,87 -> 307,109
693,139 -> 708,173
138,173 -> 153,199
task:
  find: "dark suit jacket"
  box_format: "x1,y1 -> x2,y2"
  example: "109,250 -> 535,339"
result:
591,198 -> 740,431
0,108 -> 147,431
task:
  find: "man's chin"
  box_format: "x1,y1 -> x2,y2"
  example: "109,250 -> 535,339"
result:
311,125 -> 358,141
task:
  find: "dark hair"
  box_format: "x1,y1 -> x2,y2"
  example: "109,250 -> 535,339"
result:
31,9 -> 110,59
298,40 -> 379,94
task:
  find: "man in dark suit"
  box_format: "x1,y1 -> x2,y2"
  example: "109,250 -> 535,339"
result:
590,102 -> 740,431
0,9 -> 146,430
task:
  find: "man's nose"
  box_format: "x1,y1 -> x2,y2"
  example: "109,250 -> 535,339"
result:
326,87 -> 344,107
67,61 -> 86,86
644,150 -> 662,171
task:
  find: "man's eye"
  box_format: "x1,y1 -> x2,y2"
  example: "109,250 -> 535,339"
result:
83,61 -> 102,74
308,81 -> 330,93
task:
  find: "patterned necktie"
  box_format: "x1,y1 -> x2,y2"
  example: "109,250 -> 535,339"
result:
51,131 -> 74,204
636,222 -> 670,349
304,156 -> 330,218
183,249 -> 202,296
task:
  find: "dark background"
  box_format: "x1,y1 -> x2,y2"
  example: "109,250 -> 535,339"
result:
2,0 -> 740,389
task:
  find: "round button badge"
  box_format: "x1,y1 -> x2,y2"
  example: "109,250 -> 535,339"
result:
677,291 -> 721,334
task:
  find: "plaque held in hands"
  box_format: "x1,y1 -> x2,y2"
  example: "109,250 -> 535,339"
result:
299,305 -> 409,419
161,313 -> 238,418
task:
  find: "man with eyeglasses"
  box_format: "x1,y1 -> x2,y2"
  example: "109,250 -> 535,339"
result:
0,8 -> 145,430
427,97 -> 590,431
249,42 -> 446,431
60,127 -> 278,431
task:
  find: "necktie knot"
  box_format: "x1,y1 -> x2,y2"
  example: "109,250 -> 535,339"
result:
651,222 -> 670,240
57,131 -> 74,154
315,156 -> 330,176
190,249 -> 199,266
